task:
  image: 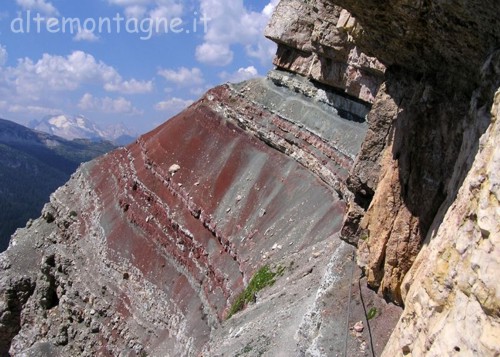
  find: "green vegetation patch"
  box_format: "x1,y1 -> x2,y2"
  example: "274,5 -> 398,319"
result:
227,265 -> 285,319
367,307 -> 378,320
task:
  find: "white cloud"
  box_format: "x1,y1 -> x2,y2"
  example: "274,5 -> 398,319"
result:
149,2 -> 183,20
107,0 -> 278,62
245,41 -> 277,67
0,45 -> 7,66
124,5 -> 148,18
104,79 -> 154,94
108,0 -> 184,36
73,30 -> 100,42
16,0 -> 59,15
189,85 -> 212,96
195,43 -> 234,67
108,0 -> 152,6
158,67 -> 204,86
262,0 -> 279,17
78,93 -> 141,114
195,0 -> 278,66
157,66 -> 208,98
8,104 -> 62,116
219,66 -> 259,83
1,51 -> 153,99
155,97 -> 193,112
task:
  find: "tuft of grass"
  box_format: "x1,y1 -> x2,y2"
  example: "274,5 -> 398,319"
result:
227,265 -> 285,319
367,307 -> 377,320
243,345 -> 253,353
234,343 -> 253,357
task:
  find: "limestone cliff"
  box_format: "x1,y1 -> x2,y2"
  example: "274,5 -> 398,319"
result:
265,0 -> 500,354
265,0 -> 386,104
383,85 -> 500,357
332,0 -> 500,306
0,0 -> 499,356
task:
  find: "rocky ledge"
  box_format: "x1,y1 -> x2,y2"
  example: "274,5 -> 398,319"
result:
1,0 -> 499,356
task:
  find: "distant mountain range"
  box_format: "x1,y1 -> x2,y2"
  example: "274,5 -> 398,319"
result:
0,118 -> 116,251
29,115 -> 137,146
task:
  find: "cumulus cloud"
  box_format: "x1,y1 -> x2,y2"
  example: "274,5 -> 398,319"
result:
0,45 -> 7,66
124,5 -> 148,18
189,85 -> 212,97
107,0 -> 152,7
196,43 -> 234,67
149,2 -> 183,20
104,79 -> 154,94
108,0 -> 184,35
16,0 -> 59,15
107,0 -> 279,65
78,93 -> 141,114
73,30 -> 100,42
1,51 -> 153,99
0,93 -> 62,118
219,66 -> 259,83
195,0 -> 279,66
155,97 -> 194,112
158,67 -> 205,86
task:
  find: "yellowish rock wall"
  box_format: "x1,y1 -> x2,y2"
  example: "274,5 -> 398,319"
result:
382,89 -> 500,356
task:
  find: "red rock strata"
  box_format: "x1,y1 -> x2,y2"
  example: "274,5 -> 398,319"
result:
1,82 -> 356,356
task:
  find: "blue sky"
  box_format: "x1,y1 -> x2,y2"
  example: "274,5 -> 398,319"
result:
0,0 -> 279,133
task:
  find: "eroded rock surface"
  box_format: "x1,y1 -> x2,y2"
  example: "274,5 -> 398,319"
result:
265,0 -> 386,104
265,0 -> 500,355
1,0 -> 499,356
383,88 -> 500,357
306,0 -> 500,304
0,76 -> 400,356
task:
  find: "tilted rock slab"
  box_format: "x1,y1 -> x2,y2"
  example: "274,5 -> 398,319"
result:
0,78 -> 399,356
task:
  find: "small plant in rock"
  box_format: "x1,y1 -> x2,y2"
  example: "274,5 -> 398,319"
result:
234,343 -> 253,357
69,210 -> 78,218
367,307 -> 378,320
227,265 -> 285,319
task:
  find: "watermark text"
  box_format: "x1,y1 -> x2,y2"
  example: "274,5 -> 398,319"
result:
11,11 -> 210,40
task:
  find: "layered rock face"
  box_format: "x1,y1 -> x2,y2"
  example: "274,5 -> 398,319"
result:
331,0 -> 500,305
265,0 -> 386,104
0,74 -> 401,355
266,0 -> 500,355
0,0 -> 499,356
268,0 -> 499,304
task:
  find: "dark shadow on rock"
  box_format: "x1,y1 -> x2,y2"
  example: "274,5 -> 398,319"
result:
0,277 -> 35,356
374,51 -> 499,303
